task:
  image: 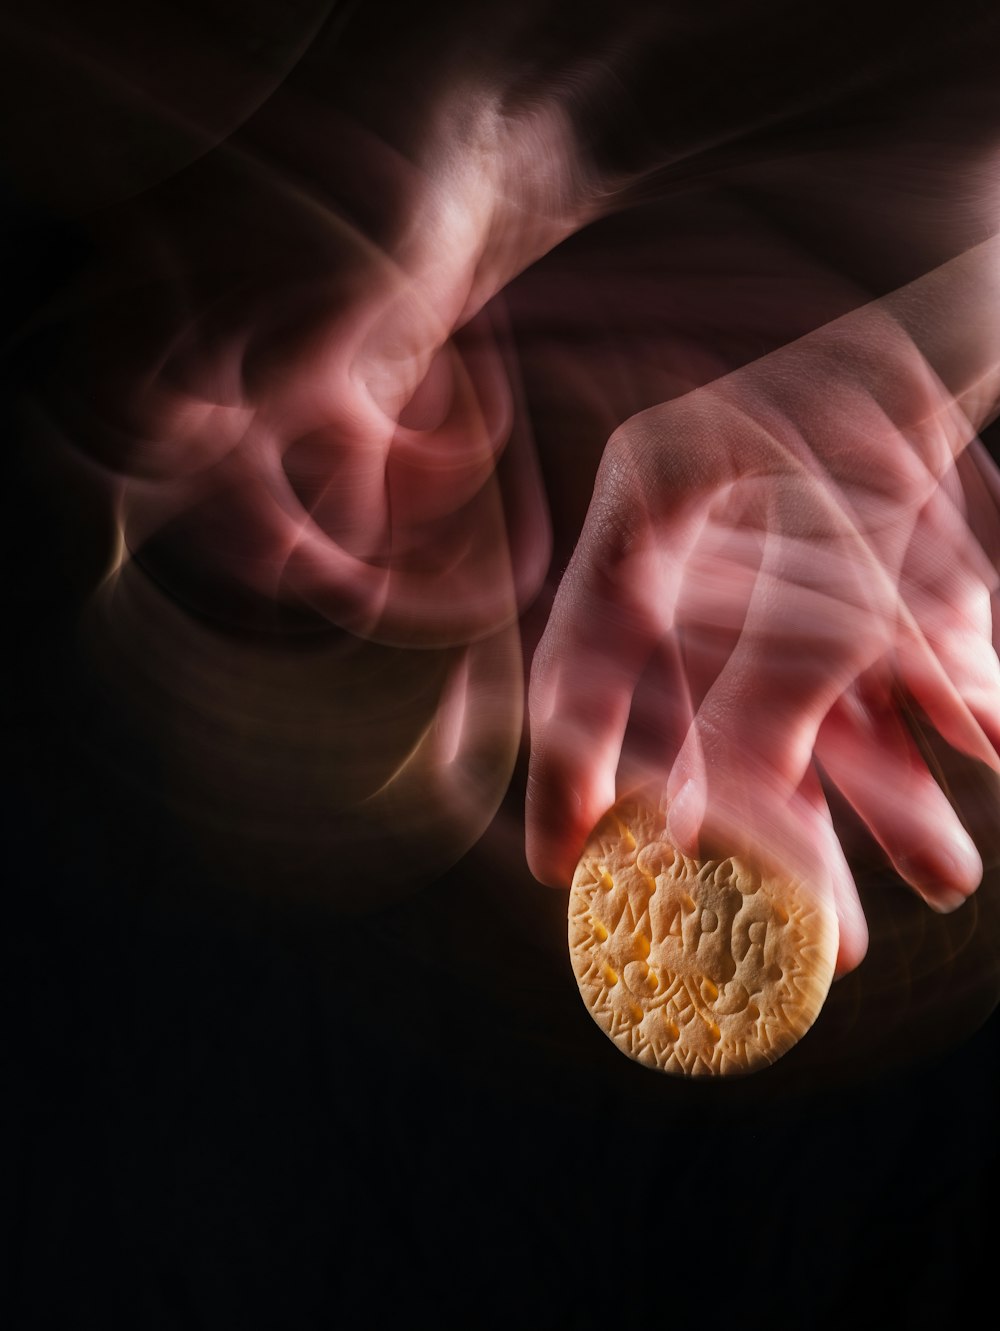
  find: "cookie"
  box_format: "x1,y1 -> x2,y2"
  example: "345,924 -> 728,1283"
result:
568,796 -> 838,1075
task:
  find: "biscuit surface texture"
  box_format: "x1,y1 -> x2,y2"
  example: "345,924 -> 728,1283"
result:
569,798 -> 838,1075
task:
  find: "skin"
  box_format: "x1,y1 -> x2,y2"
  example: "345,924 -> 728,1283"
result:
525,262 -> 1000,975
11,2 -> 1000,976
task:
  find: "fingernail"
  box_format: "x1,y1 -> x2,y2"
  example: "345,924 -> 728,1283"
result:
925,886 -> 969,915
944,830 -> 983,891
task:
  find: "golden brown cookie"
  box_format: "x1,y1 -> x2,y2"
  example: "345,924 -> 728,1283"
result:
569,797 -> 839,1075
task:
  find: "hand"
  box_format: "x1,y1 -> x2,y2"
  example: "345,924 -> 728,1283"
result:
37,92 -> 588,644
527,311 -> 1000,975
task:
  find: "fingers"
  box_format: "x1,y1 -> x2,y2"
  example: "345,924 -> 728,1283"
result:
958,439 -> 1000,663
898,600 -> 1000,766
667,732 -> 868,977
527,363 -> 1000,1007
615,636 -> 695,795
897,480 -> 1000,767
817,682 -> 983,912
799,763 -> 869,978
525,541 -> 665,887
668,485 -> 995,922
656,518 -> 888,977
662,713 -> 869,976
665,514 -> 888,851
526,444 -> 711,885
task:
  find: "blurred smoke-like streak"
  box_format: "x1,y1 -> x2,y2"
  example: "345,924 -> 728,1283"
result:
3,0 -> 999,1082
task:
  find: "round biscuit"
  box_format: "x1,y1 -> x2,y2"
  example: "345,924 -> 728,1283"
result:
568,796 -> 839,1075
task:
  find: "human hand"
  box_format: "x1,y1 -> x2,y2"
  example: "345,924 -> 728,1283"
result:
527,310 -> 1000,975
36,89 -> 589,644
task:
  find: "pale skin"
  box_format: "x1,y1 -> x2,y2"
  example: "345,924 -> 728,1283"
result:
30,44 -> 1000,980
525,244 -> 1000,975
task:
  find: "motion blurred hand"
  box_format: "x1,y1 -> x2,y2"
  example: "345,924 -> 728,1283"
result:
39,95 -> 586,644
527,307 -> 1000,975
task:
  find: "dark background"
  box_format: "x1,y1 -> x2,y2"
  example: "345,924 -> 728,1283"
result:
2,3 -> 998,1327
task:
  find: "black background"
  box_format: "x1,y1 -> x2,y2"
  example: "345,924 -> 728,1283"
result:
3,3 -> 998,1328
